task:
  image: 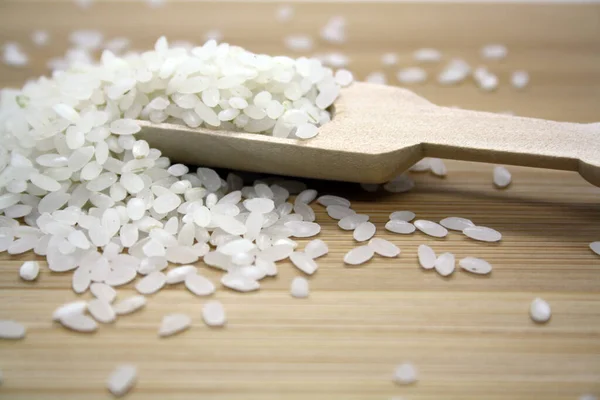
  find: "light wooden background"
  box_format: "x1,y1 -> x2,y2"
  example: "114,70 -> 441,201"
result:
1,1 -> 600,399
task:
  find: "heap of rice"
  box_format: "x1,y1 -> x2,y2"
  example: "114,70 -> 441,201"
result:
0,37 -> 349,294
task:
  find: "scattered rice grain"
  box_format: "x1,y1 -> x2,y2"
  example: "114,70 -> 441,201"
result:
113,296 -> 146,315
530,298 -> 551,323
304,239 -> 329,259
221,272 -> 260,292
353,221 -> 376,242
184,273 -> 215,296
343,246 -> 375,266
290,251 -> 318,275
434,252 -> 455,277
290,276 -> 309,298
90,282 -> 117,303
19,261 -> 40,281
397,67 -> 427,84
385,220 -> 416,234
87,298 -> 116,323
589,242 -> 600,256
414,220 -> 448,238
417,244 -> 436,270
463,226 -> 502,242
389,211 -> 415,222
0,320 -> 26,339
459,257 -> 492,275
107,365 -> 137,398
158,313 -> 191,337
493,166 -> 512,188
368,238 -> 400,257
393,363 -> 418,385
59,312 -> 98,333
202,300 -> 226,327
440,217 -> 474,231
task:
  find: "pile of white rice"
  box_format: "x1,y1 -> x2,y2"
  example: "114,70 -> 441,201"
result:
0,36 -> 349,316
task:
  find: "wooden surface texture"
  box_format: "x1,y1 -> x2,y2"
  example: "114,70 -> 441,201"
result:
0,1 -> 599,399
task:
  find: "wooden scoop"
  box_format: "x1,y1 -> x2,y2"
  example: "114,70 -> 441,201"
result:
138,82 -> 600,186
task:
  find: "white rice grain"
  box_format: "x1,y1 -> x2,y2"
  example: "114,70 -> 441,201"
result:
276,5 -> 294,22
393,363 -> 418,385
113,296 -> 146,315
511,70 -> 529,89
478,73 -> 499,92
440,217 -> 474,232
438,58 -> 471,85
326,205 -> 355,220
338,214 -> 369,231
290,251 -> 318,275
365,71 -> 387,85
184,273 -> 215,296
295,189 -> 318,205
353,221 -> 376,242
414,220 -> 448,238
381,53 -> 398,66
368,238 -> 400,257
0,320 -> 26,339
284,35 -> 313,52
317,195 -> 350,208
389,211 -> 415,222
166,265 -> 197,284
90,282 -> 117,303
481,44 -> 507,60
243,198 -> 275,214
463,226 -> 502,242
290,276 -> 309,298
530,298 -> 551,323
52,301 -> 87,321
285,221 -> 321,238
304,239 -> 329,259
2,42 -> 28,67
429,158 -> 447,177
414,48 -> 441,63
397,67 -> 427,84
31,30 -> 50,46
293,202 -> 315,222
589,242 -> 600,256
107,365 -> 137,398
334,69 -> 354,87
202,300 -> 226,327
344,246 -> 375,266
459,257 -> 492,275
256,257 -> 277,276
19,261 -> 40,281
434,252 -> 455,277
383,174 -> 415,193
59,313 -> 98,333
385,220 -> 416,235
258,244 -> 294,262
493,166 -> 512,188
409,159 -> 431,172
87,298 -> 116,323
417,244 -> 436,270
135,271 -> 166,295
158,313 -> 191,337
221,273 -> 260,292
72,266 -> 91,294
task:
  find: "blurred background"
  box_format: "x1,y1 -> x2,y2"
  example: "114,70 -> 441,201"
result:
2,0 -> 599,122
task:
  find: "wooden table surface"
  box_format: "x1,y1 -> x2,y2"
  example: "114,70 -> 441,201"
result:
1,1 -> 600,399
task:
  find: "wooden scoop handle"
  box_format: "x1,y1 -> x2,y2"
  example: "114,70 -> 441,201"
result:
417,108 -> 600,186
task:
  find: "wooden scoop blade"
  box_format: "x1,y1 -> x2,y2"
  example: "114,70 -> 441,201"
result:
138,83 -> 600,186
